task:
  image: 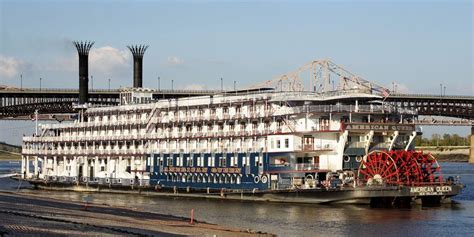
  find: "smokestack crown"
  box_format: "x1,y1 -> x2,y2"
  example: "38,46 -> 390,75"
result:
127,45 -> 149,58
73,41 -> 94,56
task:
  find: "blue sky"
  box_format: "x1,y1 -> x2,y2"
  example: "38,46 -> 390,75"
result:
0,0 -> 472,144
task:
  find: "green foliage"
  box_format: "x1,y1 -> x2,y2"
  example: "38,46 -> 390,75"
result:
415,133 -> 470,146
0,141 -> 21,153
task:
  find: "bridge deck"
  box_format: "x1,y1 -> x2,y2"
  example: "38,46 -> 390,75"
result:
1,88 -> 473,120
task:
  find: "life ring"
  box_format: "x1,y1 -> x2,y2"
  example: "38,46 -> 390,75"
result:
254,176 -> 261,183
261,175 -> 268,184
343,156 -> 351,163
355,156 -> 362,162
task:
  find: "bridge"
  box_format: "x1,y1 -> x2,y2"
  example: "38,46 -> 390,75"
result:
384,93 -> 473,119
0,87 -> 220,119
1,86 -> 472,121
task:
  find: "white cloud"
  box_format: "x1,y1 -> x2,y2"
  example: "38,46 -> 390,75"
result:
183,84 -> 205,90
167,56 -> 184,65
0,55 -> 27,79
89,46 -> 130,72
51,46 -> 131,73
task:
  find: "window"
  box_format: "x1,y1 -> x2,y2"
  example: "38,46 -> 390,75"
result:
208,156 -> 215,167
276,140 -> 281,148
255,156 -> 260,166
187,156 -> 194,167
167,157 -> 173,166
219,156 -> 227,167
270,156 -> 289,167
230,156 -> 238,167
150,157 -> 155,172
285,138 -> 289,148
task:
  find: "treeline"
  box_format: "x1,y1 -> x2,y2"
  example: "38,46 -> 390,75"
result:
0,141 -> 21,153
415,134 -> 471,147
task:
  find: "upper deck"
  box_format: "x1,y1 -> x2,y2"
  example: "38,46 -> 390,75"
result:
36,90 -> 416,131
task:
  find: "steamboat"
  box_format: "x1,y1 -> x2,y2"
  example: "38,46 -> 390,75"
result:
19,49 -> 463,206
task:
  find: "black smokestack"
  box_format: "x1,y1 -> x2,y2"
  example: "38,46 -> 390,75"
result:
127,45 -> 149,88
73,41 -> 94,104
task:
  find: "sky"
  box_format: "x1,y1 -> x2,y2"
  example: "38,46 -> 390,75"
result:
0,0 -> 472,144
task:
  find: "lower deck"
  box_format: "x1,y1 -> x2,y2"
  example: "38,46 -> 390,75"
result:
23,177 -> 463,206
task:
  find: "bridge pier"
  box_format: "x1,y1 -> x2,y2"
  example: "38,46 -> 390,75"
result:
470,126 -> 474,164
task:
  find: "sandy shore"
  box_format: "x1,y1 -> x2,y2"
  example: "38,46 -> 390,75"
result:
0,191 -> 273,236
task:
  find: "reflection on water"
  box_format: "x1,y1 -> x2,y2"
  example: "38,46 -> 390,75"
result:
1,161 -> 474,236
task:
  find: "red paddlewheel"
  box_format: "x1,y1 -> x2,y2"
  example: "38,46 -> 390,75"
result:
358,151 -> 400,186
414,152 -> 443,184
358,150 -> 443,186
389,150 -> 423,186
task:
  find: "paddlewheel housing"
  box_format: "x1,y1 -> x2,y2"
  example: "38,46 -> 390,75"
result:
358,150 -> 443,186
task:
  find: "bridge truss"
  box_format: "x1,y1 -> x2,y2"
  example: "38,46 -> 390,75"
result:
250,59 -> 390,96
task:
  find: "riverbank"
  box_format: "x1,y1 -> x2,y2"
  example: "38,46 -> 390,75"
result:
0,150 -> 21,160
417,146 -> 469,162
0,191 -> 272,236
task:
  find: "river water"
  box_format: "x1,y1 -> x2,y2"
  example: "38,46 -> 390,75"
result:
1,161 -> 473,236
